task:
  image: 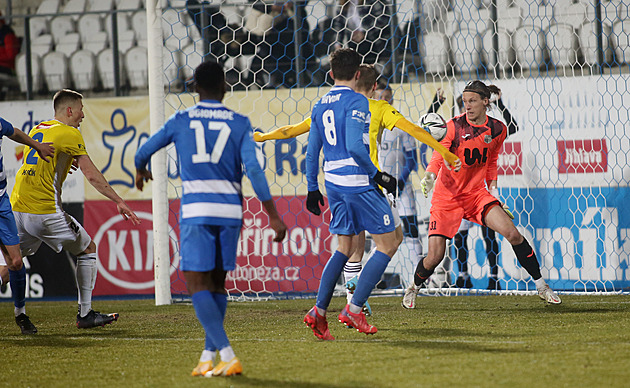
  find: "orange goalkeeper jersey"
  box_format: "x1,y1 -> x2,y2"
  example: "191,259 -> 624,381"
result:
427,113 -> 507,200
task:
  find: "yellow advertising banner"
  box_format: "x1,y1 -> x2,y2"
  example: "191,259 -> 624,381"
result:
82,83 -> 450,200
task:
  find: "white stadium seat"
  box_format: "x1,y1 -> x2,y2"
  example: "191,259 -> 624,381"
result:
78,14 -> 103,43
63,0 -> 87,21
457,7 -> 491,34
55,33 -> 81,57
497,7 -> 521,33
50,16 -> 75,44
125,46 -> 149,88
116,0 -> 143,11
70,50 -> 98,90
83,31 -> 109,56
42,51 -> 70,91
443,11 -> 458,36
30,0 -> 61,37
117,30 -> 137,53
545,23 -> 579,67
482,28 -> 515,70
554,3 -> 586,30
451,29 -> 482,74
580,22 -> 614,66
163,47 -> 181,88
105,13 -> 131,41
16,53 -> 44,93
31,34 -> 54,58
131,11 -> 148,43
513,25 -> 546,70
97,49 -> 127,89
87,0 -> 114,12
422,32 -> 450,74
520,4 -> 553,32
612,20 -> 630,65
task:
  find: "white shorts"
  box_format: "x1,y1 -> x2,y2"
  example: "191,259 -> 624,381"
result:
13,211 -> 92,256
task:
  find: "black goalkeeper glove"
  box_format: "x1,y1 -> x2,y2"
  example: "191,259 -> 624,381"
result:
373,171 -> 398,195
306,190 -> 324,216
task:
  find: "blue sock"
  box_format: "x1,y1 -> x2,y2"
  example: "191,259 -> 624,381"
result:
351,250 -> 391,307
315,251 -> 349,311
212,292 -> 228,319
9,266 -> 26,309
192,290 -> 230,351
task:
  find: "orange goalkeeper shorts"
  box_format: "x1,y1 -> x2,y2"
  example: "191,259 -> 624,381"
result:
428,189 -> 501,239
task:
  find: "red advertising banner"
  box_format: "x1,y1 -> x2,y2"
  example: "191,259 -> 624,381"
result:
557,139 -> 608,174
498,142 -> 522,175
84,197 -> 333,296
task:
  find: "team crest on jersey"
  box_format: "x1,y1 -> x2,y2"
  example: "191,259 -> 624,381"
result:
484,135 -> 492,144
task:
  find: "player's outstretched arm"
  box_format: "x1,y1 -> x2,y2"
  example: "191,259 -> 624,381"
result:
394,117 -> 461,171
9,127 -> 55,162
254,118 -> 311,142
77,154 -> 141,225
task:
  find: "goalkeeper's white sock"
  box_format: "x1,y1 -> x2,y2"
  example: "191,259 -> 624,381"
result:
403,236 -> 422,284
76,253 -> 97,317
534,278 -> 547,289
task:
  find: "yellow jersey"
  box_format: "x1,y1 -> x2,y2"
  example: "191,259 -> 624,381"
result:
367,99 -> 405,169
11,120 -> 88,214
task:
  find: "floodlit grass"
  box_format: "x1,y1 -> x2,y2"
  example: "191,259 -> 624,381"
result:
1,295 -> 630,388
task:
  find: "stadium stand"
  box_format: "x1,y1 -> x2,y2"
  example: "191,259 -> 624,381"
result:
41,51 -> 69,91
70,49 -> 98,90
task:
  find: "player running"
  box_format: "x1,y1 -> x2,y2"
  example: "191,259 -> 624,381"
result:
402,80 -> 561,308
135,61 -> 287,377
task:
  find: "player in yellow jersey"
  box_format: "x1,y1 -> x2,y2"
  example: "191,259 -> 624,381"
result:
255,64 -> 461,310
10,89 -> 141,329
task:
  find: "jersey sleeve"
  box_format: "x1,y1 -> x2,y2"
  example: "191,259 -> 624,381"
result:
240,118 -> 272,202
305,108 -> 324,192
381,101 -> 405,131
346,95 -> 377,177
257,117 -> 312,141
134,114 -> 178,169
0,117 -> 15,137
485,122 -> 507,184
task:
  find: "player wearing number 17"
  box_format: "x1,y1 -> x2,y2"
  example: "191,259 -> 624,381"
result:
135,61 -> 287,378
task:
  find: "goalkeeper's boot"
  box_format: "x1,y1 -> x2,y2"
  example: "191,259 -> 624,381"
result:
537,284 -> 562,304
192,360 -> 213,377
15,313 -> 38,334
303,306 -> 334,340
338,305 -> 377,335
210,357 -> 243,377
76,310 -> 119,329
402,284 -> 419,309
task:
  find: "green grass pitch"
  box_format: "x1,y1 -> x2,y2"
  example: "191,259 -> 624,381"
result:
2,295 -> 629,388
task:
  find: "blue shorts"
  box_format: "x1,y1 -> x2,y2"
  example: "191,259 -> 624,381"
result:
326,186 -> 396,236
180,224 -> 241,272
0,193 -> 19,246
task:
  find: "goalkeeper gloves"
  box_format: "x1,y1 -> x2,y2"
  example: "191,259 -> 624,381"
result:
503,204 -> 515,220
420,172 -> 436,198
306,190 -> 324,216
373,171 -> 398,195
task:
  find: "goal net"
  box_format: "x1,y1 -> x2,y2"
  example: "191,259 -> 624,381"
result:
150,0 -> 630,302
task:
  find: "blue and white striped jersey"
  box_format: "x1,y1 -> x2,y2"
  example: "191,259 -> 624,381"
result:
306,86 -> 376,193
135,100 -> 271,226
0,117 -> 15,197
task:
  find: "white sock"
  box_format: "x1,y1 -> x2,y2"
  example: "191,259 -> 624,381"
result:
315,306 -> 326,316
219,346 -> 236,362
76,253 -> 97,317
200,349 -> 216,363
343,262 -> 362,285
404,237 -> 422,285
534,278 -> 547,288
15,306 -> 26,317
348,303 -> 362,314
